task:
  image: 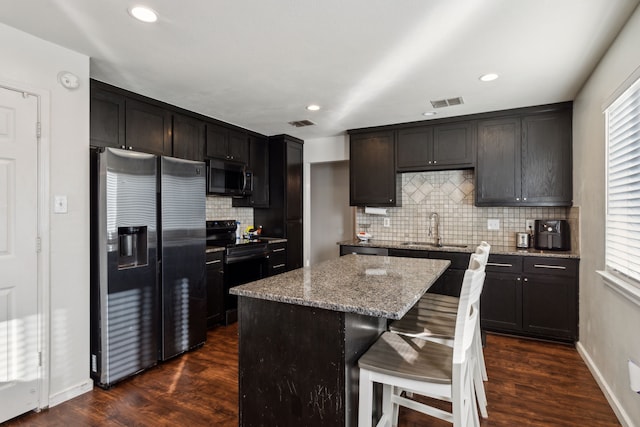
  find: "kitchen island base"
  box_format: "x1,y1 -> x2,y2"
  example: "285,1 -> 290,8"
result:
238,296 -> 386,427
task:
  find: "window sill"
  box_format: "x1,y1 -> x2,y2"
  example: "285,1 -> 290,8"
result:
597,270 -> 640,307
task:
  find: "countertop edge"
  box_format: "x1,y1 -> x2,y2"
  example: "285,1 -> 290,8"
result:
338,239 -> 580,259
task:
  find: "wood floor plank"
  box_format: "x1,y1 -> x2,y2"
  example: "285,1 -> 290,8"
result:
4,327 -> 620,426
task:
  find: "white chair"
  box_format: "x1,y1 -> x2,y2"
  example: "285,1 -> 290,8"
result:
388,252 -> 489,418
358,264 -> 485,427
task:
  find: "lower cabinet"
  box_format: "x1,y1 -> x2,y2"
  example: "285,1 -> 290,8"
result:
339,244 -> 579,342
481,255 -> 578,342
267,242 -> 288,277
206,251 -> 224,328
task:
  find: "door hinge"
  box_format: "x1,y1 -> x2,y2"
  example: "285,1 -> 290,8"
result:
36,237 -> 42,253
38,351 -> 42,367
36,122 -> 41,138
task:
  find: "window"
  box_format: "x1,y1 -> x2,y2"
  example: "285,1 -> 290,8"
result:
605,75 -> 640,288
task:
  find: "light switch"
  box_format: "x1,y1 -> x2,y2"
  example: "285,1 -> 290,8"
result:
54,195 -> 68,213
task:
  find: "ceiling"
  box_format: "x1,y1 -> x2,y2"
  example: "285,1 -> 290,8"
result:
1,0 -> 639,140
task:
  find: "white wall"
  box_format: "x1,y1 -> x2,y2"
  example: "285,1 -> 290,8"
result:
303,135 -> 350,266
573,5 -> 640,426
0,24 -> 92,406
309,161 -> 354,265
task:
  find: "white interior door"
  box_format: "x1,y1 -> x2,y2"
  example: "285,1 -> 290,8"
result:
0,86 -> 40,422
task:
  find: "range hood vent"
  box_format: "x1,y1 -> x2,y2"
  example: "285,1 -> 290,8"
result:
288,119 -> 316,127
430,97 -> 464,108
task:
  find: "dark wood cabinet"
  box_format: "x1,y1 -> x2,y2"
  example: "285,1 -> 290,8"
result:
232,135 -> 269,208
481,254 -> 578,342
520,110 -> 572,205
476,104 -> 572,207
125,98 -> 172,156
349,130 -> 399,206
397,122 -> 474,171
172,113 -> 205,161
386,248 -> 468,297
206,124 -> 248,163
90,83 -> 125,149
206,251 -> 224,328
267,242 -> 287,276
254,135 -> 304,271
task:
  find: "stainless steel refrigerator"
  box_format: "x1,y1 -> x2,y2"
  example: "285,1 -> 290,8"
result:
157,156 -> 206,361
90,148 -> 206,388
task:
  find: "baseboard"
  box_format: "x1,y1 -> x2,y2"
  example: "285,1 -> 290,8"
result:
576,341 -> 635,427
48,378 -> 93,408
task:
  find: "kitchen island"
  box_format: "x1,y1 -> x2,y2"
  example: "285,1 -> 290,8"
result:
230,254 -> 450,427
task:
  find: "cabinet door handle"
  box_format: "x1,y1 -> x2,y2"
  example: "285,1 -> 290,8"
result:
533,264 -> 567,270
523,197 -> 527,201
487,262 -> 513,268
433,160 -> 437,164
273,263 -> 286,269
516,197 -> 520,201
523,277 -> 528,282
272,248 -> 285,253
206,259 -> 222,265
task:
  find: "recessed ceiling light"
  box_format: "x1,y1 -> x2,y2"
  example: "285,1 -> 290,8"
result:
129,6 -> 158,23
422,111 -> 437,116
479,73 -> 499,82
306,104 -> 321,111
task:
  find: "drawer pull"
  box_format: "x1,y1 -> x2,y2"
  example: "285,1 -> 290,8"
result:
273,263 -> 286,269
272,248 -> 286,253
533,264 -> 567,270
487,262 -> 513,268
206,260 -> 222,265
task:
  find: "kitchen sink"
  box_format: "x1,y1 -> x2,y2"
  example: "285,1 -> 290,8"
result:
400,241 -> 468,249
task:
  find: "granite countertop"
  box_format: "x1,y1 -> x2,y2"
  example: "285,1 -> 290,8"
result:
230,254 -> 450,319
338,239 -> 580,259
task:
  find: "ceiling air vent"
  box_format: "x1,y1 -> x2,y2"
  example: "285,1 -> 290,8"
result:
430,97 -> 464,109
288,119 -> 316,127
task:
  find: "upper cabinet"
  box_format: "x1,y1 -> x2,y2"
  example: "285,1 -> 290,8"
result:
90,80 -> 258,163
124,98 -> 172,156
172,113 -> 206,161
349,130 -> 399,207
397,122 -> 474,171
90,86 -> 125,149
206,124 -> 249,164
476,104 -> 572,207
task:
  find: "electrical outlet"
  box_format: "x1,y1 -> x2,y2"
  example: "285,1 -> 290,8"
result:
383,218 -> 390,227
525,219 -> 535,231
487,219 -> 500,230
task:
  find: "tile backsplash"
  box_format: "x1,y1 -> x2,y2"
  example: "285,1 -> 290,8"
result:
355,170 -> 579,249
206,196 -> 254,228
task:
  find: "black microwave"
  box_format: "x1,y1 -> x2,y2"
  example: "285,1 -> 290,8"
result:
206,159 -> 252,196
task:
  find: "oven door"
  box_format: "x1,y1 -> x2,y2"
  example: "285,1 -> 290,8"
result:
223,254 -> 268,324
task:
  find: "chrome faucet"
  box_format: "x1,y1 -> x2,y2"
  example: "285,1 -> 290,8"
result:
428,212 -> 441,246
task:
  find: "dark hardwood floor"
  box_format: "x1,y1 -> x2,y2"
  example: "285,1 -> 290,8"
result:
5,325 -> 620,426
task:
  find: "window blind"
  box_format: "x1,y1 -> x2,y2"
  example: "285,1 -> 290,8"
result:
606,76 -> 640,286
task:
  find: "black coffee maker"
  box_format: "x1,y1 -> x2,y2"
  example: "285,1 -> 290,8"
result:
534,220 -> 570,250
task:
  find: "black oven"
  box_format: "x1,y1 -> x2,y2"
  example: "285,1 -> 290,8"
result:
207,220 -> 269,324
206,159 -> 253,196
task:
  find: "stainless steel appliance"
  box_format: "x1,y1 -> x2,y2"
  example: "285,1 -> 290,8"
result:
534,219 -> 570,250
90,148 -> 159,388
158,156 -> 206,361
90,148 -> 206,387
516,232 -> 530,249
206,158 -> 252,196
206,220 -> 269,324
